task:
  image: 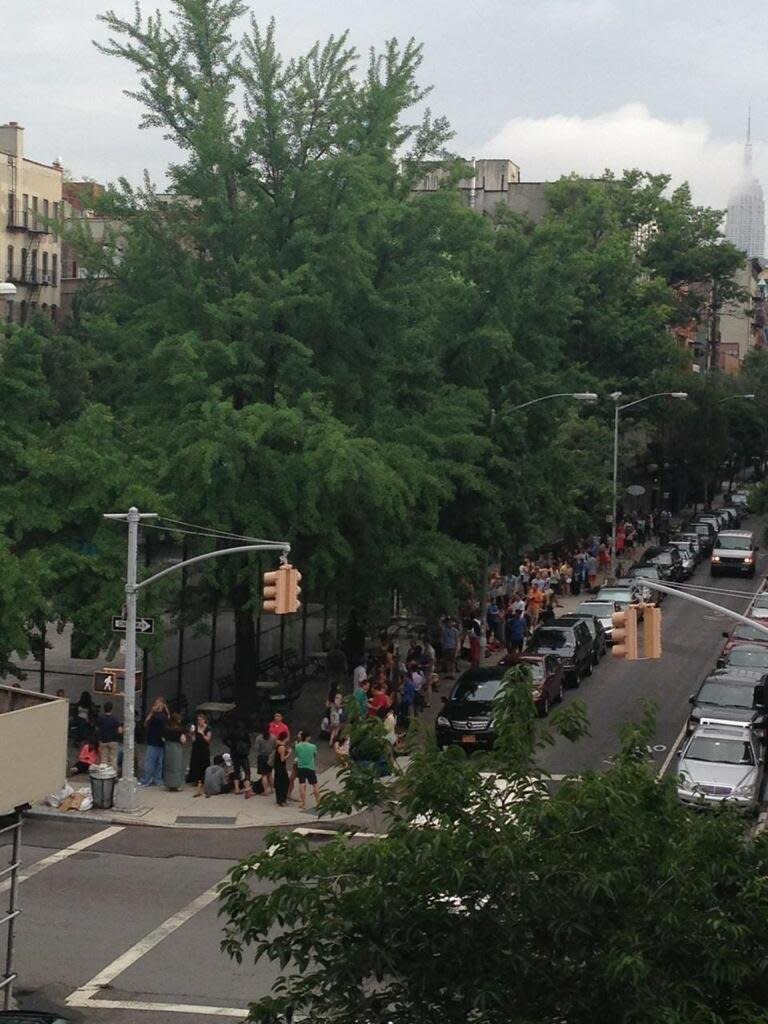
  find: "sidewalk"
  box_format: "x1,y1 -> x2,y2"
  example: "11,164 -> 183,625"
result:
29,556 -> 655,831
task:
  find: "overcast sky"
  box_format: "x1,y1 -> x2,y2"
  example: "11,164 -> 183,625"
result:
1,0 -> 763,209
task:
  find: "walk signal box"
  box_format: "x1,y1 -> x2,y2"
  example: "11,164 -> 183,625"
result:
93,668 -> 143,696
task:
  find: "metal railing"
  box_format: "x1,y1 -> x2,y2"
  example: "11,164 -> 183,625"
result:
6,205 -> 49,234
0,812 -> 22,1010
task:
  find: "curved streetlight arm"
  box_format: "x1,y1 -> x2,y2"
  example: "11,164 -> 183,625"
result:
134,542 -> 291,592
511,392 -> 597,412
617,391 -> 687,412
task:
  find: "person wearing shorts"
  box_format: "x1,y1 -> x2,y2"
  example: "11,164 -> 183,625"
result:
295,733 -> 320,810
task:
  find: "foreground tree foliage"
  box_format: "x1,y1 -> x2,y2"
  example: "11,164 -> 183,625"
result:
220,675 -> 768,1024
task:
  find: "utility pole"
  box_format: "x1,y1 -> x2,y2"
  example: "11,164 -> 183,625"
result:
104,507 -> 158,812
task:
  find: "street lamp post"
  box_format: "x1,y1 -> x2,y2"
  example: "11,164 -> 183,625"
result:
718,394 -> 756,403
610,391 -> 687,575
510,391 -> 598,412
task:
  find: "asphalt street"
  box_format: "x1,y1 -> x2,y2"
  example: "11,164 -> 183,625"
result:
538,511 -> 768,779
3,514 -> 766,1022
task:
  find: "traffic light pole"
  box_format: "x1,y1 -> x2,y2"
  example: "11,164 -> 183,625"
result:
628,579 -> 768,640
104,506 -> 290,813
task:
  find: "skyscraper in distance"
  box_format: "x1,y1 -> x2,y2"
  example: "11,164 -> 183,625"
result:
725,109 -> 765,259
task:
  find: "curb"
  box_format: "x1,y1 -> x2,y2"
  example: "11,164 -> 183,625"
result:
25,802 -> 360,831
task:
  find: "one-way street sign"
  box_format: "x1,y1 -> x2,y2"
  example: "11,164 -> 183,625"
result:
111,615 -> 155,635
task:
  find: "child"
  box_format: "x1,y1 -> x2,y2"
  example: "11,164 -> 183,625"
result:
70,739 -> 100,775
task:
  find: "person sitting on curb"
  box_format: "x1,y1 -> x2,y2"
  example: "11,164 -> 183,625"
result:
70,739 -> 101,775
204,754 -> 232,797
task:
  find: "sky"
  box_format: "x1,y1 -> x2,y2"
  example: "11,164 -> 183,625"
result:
0,0 -> 764,209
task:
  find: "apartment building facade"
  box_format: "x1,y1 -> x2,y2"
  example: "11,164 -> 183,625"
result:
0,121 -> 63,325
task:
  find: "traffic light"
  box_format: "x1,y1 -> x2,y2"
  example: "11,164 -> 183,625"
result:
611,606 -> 639,660
644,605 -> 662,659
284,565 -> 302,614
262,564 -> 302,615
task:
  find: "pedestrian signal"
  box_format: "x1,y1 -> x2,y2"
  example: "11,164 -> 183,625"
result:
611,606 -> 639,660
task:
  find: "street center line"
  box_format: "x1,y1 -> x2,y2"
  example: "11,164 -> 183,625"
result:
658,722 -> 688,778
66,879 -> 224,1006
0,825 -> 124,895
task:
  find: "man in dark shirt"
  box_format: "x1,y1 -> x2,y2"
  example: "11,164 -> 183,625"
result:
97,701 -> 123,769
140,697 -> 168,786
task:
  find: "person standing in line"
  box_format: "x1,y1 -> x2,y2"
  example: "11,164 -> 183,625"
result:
353,679 -> 370,719
440,618 -> 459,678
352,658 -> 368,691
187,711 -> 212,797
224,717 -> 253,797
273,739 -> 291,806
295,732 -> 320,811
527,586 -> 544,630
97,701 -> 123,770
140,696 -> 169,786
163,712 -> 187,791
469,623 -> 482,668
505,608 -> 526,656
269,712 -> 291,743
254,723 -> 276,795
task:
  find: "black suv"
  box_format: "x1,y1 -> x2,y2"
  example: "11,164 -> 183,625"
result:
556,614 -> 607,664
435,666 -> 506,752
687,670 -> 768,736
525,621 -> 593,686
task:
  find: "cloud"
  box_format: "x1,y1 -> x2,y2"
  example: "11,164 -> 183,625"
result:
542,0 -> 615,23
482,103 -> 757,211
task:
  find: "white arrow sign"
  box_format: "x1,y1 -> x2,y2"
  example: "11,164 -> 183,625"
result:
112,616 -> 155,635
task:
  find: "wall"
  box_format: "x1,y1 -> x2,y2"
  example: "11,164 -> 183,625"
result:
0,686 -> 68,812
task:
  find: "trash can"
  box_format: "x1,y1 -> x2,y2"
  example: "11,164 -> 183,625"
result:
89,764 -> 117,809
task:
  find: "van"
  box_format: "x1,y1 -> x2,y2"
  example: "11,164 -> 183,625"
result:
711,530 -> 758,577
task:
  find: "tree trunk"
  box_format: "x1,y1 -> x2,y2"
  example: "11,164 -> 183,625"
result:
232,578 -> 257,711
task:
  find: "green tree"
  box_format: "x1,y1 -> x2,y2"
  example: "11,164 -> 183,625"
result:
220,677 -> 768,1024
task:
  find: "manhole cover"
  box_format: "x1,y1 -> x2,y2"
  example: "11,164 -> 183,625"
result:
174,815 -> 237,825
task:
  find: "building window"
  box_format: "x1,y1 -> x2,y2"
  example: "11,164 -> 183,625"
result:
31,196 -> 39,231
43,199 -> 49,229
22,194 -> 29,229
50,304 -> 57,324
71,259 -> 78,279
30,251 -> 37,283
5,300 -> 13,324
6,246 -> 13,281
52,253 -> 58,286
21,248 -> 27,282
8,192 -> 15,228
52,202 -> 59,240
19,300 -> 27,323
42,251 -> 48,281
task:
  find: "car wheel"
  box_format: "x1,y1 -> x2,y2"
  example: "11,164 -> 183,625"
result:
557,681 -> 564,702
569,671 -> 580,689
539,696 -> 550,718
583,659 -> 593,677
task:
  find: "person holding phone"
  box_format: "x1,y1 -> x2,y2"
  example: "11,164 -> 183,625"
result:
187,712 -> 212,796
139,697 -> 169,786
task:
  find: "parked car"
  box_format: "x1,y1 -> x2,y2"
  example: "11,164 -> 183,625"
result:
711,530 -> 758,578
573,600 -> 617,644
641,546 -> 685,583
731,491 -> 751,514
628,565 -> 665,603
676,720 -> 764,812
718,624 -> 768,666
673,531 -> 705,560
595,583 -> 645,620
690,521 -> 716,554
687,670 -> 768,735
719,642 -> 768,673
499,653 -> 566,716
525,621 -> 594,686
435,659 -> 563,750
750,592 -> 768,621
666,541 -> 696,578
556,614 -> 608,664
721,506 -> 743,527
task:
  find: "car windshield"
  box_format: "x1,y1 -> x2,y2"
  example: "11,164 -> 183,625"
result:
451,675 -> 504,702
528,629 -> 573,651
523,662 -> 544,681
597,589 -> 635,603
696,683 -> 754,709
655,553 -> 673,565
632,567 -> 659,580
725,647 -> 768,669
754,595 -> 768,610
717,536 -> 751,550
685,736 -> 754,765
575,603 -> 612,618
694,525 -> 711,535
732,626 -> 768,643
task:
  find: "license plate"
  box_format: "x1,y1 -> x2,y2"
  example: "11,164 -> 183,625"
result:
462,735 -> 477,744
